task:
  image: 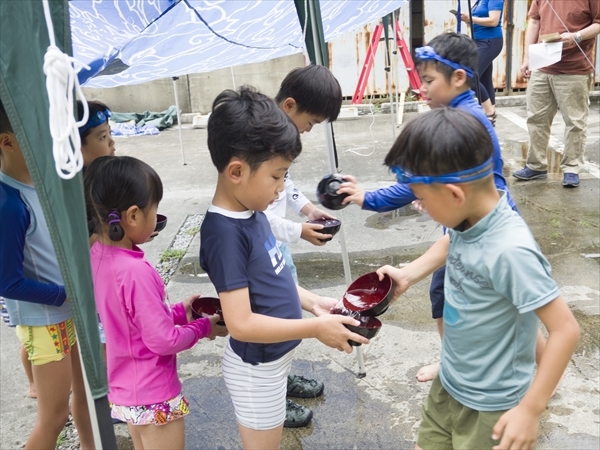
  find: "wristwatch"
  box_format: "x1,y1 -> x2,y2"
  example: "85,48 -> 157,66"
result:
574,32 -> 583,43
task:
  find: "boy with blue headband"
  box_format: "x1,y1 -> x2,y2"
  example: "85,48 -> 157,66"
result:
376,108 -> 579,449
338,31 -> 539,383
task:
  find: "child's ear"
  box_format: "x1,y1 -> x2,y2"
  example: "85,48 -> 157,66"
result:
124,205 -> 140,226
226,159 -> 245,184
0,132 -> 16,152
445,184 -> 467,206
281,97 -> 297,114
452,69 -> 469,89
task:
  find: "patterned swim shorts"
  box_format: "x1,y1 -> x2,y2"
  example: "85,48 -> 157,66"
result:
16,318 -> 76,366
111,394 -> 189,426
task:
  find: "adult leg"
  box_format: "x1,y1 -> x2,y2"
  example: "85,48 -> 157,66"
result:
477,38 -> 503,117
26,356 -> 72,449
551,74 -> 590,175
69,343 -> 95,449
238,423 -> 283,450
21,344 -> 36,398
135,419 -> 185,450
525,71 -> 558,171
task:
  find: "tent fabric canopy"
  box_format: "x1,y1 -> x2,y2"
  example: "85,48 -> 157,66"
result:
71,0 -> 407,88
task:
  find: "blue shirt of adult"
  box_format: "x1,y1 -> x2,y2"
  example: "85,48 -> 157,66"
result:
472,0 -> 504,40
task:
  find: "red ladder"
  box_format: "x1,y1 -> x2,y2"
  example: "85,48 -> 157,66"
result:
351,19 -> 422,104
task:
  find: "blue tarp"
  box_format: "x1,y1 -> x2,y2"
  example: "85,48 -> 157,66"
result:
71,0 -> 407,88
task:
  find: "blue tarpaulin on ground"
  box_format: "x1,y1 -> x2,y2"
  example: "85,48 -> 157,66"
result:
70,0 -> 407,88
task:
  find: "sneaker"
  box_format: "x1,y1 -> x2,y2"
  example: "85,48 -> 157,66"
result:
512,167 -> 548,180
562,173 -> 580,187
286,374 -> 324,398
284,399 -> 313,428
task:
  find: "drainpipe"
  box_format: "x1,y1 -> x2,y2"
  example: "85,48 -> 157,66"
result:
505,0 -> 514,95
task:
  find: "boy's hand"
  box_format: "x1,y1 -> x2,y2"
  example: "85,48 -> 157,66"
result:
315,314 -> 369,353
306,207 -> 336,221
206,314 -> 229,340
337,175 -> 365,207
183,294 -> 201,323
301,222 -> 332,246
376,265 -> 411,302
310,296 -> 339,317
492,404 -> 540,450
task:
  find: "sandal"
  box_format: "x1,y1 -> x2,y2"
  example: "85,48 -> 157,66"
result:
486,111 -> 497,127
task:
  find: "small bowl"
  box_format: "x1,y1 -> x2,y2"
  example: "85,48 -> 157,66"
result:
154,214 -> 168,233
331,307 -> 381,346
342,272 -> 393,317
307,218 -> 341,242
316,174 -> 350,210
191,297 -> 225,326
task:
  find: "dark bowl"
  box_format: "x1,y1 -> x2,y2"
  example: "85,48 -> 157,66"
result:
331,307 -> 381,346
191,296 -> 225,326
154,214 -> 168,232
342,272 -> 393,317
307,218 -> 341,242
316,174 -> 350,210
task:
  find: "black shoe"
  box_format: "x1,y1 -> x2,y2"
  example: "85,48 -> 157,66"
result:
283,399 -> 313,428
286,374 -> 324,398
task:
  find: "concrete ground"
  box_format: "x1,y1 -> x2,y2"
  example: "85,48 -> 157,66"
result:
1,101 -> 598,449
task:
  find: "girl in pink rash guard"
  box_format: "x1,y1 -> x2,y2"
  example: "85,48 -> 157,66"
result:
85,155 -> 227,450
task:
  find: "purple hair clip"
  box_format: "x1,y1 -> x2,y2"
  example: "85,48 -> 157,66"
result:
107,211 -> 121,225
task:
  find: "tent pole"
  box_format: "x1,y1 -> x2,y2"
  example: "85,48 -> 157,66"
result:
172,77 -> 187,165
306,0 -> 365,377
76,337 -> 103,449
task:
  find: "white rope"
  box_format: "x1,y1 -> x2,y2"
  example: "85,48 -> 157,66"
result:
544,0 -> 596,72
42,0 -> 90,180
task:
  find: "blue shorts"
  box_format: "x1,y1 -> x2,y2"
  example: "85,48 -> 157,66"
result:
429,266 -> 445,319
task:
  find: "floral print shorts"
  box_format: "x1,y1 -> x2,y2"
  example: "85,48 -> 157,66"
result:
111,394 -> 189,426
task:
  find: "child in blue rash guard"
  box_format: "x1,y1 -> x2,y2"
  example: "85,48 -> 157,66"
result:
337,32 -> 557,384
377,108 -> 579,449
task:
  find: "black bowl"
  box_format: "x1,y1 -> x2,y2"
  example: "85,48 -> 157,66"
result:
331,307 -> 381,346
316,174 -> 349,210
154,214 -> 168,232
191,297 -> 225,326
342,272 -> 393,317
307,218 -> 341,242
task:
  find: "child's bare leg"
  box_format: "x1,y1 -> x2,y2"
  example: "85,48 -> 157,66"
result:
21,344 -> 36,398
127,423 -> 145,450
238,423 -> 283,450
135,419 -> 185,450
26,356 -> 72,449
416,318 -> 444,382
69,343 -> 95,449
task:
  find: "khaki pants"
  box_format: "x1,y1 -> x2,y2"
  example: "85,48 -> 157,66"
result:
525,71 -> 590,174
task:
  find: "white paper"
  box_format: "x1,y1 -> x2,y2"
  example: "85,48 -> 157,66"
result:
529,42 -> 563,71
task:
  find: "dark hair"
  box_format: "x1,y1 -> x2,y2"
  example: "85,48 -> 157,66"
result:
84,156 -> 163,242
384,108 -> 492,178
207,86 -> 302,173
77,100 -> 110,145
0,98 -> 14,134
416,32 -> 478,85
274,65 -> 342,122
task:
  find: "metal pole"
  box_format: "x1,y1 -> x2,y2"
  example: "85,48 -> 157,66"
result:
172,77 -> 187,165
466,0 -> 482,103
307,0 -> 365,376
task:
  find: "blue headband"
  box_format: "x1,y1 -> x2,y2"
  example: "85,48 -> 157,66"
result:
79,109 -> 112,134
390,157 -> 494,184
415,46 -> 475,78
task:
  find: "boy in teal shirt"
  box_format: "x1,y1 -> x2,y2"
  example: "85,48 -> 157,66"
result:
377,108 -> 579,449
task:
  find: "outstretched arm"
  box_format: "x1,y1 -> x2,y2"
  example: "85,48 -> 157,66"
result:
338,176 -> 417,212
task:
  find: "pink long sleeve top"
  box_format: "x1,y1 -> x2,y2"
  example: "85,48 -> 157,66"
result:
90,242 -> 212,406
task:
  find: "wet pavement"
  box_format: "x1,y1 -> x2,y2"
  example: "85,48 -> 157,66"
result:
0,101 -> 598,449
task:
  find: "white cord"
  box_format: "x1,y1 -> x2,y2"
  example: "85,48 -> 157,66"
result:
544,0 -> 596,72
42,0 -> 90,179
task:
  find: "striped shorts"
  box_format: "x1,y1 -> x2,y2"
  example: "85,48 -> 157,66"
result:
222,341 -> 294,430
